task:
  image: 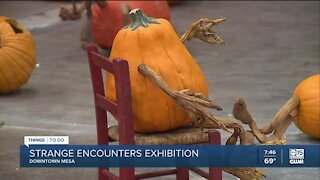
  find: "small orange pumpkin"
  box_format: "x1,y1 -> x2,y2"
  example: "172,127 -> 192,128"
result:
106,9 -> 208,133
91,1 -> 170,50
293,74 -> 320,139
0,17 -> 36,93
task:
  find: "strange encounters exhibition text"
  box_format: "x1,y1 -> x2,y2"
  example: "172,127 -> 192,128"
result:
29,149 -> 199,158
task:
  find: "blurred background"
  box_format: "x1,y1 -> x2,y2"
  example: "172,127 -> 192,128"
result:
0,1 -> 319,179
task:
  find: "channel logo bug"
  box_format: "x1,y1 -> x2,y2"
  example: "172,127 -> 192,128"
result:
289,149 -> 304,165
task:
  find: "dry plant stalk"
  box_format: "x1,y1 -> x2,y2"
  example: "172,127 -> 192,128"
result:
138,64 -> 265,179
59,1 -> 85,21
179,16 -> 299,145
180,18 -> 227,44
59,1 -> 106,21
223,168 -> 265,180
138,64 -> 300,179
233,97 -> 299,144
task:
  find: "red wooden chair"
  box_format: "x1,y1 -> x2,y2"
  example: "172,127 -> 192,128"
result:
86,44 -> 223,180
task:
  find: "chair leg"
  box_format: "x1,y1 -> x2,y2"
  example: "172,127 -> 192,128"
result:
176,168 -> 189,180
98,168 -> 107,180
119,168 -> 135,180
209,168 -> 222,180
208,130 -> 222,180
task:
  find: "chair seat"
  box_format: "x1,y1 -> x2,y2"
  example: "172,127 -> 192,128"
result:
108,125 -> 210,145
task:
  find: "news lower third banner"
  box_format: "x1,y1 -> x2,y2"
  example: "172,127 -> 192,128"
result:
20,144 -> 319,168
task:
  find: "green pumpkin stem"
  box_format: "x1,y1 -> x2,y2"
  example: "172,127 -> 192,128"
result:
124,8 -> 160,31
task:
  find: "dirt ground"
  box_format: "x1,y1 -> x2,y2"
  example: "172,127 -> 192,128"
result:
0,1 -> 319,180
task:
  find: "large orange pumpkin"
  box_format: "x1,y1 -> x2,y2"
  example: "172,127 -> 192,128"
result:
106,9 -> 208,133
293,74 -> 320,139
0,17 -> 36,93
92,1 -> 170,50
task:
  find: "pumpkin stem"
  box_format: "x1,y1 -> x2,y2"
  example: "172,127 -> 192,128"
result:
124,8 -> 160,31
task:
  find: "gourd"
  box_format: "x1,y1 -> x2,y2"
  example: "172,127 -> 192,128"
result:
293,74 -> 320,139
106,9 -> 208,133
0,17 -> 36,93
91,1 -> 170,50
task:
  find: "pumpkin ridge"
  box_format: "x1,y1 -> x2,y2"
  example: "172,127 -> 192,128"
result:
151,22 -> 184,89
110,28 -> 127,58
0,49 -> 29,85
3,37 -> 35,53
4,54 -> 33,83
149,23 -> 183,128
296,96 -> 319,102
138,29 -> 159,131
157,69 -> 173,129
146,66 -> 162,131
119,30 -> 130,60
136,28 -> 150,91
1,35 -> 35,61
132,28 -> 155,129
135,25 -> 167,131
0,32 -> 17,40
2,47 -> 32,76
0,22 -> 15,37
162,23 -> 196,91
155,24 -> 196,128
0,61 -> 12,91
3,35 -> 35,44
297,111 -> 320,116
0,52 -> 17,91
3,43 -> 35,67
132,28 -> 144,130
300,106 -> 320,110
159,21 -> 184,74
136,28 -> 144,66
2,44 -> 35,68
107,30 -> 129,102
170,20 -> 208,93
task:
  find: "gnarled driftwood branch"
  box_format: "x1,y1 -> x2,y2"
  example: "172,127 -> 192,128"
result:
138,64 -> 267,179
180,18 -> 227,45
137,64 -> 300,179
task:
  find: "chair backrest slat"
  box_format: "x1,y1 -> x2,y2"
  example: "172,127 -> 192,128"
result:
91,52 -> 114,73
96,94 -> 118,115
